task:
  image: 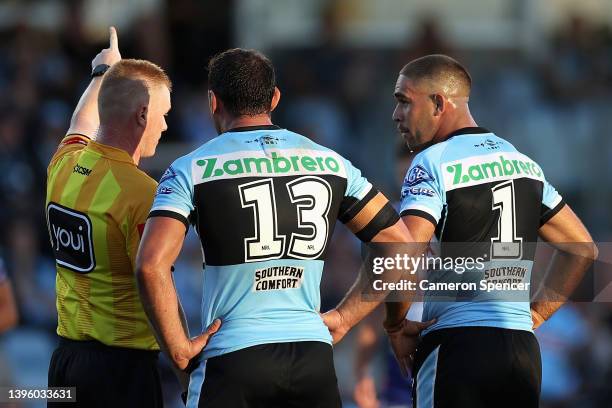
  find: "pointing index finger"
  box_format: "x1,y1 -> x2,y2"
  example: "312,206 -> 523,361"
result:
109,26 -> 118,50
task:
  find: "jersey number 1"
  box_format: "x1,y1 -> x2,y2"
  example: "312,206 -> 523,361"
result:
491,180 -> 523,259
239,176 -> 332,262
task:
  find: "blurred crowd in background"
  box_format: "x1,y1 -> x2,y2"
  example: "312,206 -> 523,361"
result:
1,0 -> 612,407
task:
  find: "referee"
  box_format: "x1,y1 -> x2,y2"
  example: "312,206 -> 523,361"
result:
45,28 -> 202,407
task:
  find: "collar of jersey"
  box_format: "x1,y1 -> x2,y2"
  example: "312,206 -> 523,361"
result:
225,124 -> 282,133
446,126 -> 491,139
85,140 -> 136,165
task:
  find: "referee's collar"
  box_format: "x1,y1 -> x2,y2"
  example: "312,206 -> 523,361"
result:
446,127 -> 491,139
225,125 -> 282,133
86,140 -> 136,165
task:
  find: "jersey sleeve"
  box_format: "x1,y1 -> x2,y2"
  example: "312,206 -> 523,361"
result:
399,150 -> 445,227
148,160 -> 194,229
338,157 -> 399,242
540,177 -> 565,225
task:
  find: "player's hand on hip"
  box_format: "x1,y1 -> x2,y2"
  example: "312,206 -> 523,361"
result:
386,318 -> 436,377
91,26 -> 121,69
321,309 -> 350,344
531,308 -> 545,330
176,318 -> 221,371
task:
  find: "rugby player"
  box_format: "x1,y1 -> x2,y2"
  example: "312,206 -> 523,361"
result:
45,28 -> 204,407
388,54 -> 597,407
136,48 -> 413,408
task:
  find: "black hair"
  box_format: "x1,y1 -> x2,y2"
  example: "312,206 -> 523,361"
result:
208,48 -> 276,116
400,54 -> 471,92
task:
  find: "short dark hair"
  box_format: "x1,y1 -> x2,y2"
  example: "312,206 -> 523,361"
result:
400,54 -> 471,93
208,48 -> 276,116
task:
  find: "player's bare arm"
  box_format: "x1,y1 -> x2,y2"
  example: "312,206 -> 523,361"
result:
136,217 -> 220,371
374,214 -> 438,376
323,193 -> 418,344
532,204 -> 598,329
382,214 -> 436,330
66,27 -> 121,139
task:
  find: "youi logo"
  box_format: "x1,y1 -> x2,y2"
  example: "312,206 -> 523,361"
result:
46,203 -> 96,273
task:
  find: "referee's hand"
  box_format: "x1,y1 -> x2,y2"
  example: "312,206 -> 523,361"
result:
91,26 -> 121,70
176,318 -> 221,371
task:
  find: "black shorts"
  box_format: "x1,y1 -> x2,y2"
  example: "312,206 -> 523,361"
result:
412,327 -> 541,408
192,341 -> 341,408
48,336 -> 162,408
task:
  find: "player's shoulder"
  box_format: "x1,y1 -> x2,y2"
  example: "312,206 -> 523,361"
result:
289,130 -> 343,156
421,127 -> 525,163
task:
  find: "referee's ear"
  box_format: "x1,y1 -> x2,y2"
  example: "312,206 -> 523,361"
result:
270,87 -> 281,113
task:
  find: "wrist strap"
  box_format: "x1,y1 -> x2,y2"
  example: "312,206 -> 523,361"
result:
91,64 -> 111,78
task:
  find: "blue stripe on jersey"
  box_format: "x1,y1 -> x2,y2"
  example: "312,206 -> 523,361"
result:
187,360 -> 206,408
416,346 -> 440,408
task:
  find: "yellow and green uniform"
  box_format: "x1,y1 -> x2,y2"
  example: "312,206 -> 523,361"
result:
46,134 -> 159,350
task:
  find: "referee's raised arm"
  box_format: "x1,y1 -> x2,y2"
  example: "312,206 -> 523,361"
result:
66,27 -> 121,139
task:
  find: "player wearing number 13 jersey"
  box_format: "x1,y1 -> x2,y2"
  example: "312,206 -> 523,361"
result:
136,49 -> 411,408
390,55 -> 594,408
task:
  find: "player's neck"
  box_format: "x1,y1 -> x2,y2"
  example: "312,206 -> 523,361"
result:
437,112 -> 478,142
221,114 -> 273,133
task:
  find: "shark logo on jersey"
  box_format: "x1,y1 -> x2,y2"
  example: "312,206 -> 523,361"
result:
405,165 -> 434,187
474,139 -> 503,151
244,135 -> 287,145
159,166 -> 177,184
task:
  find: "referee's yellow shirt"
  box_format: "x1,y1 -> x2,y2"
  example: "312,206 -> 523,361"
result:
46,134 -> 159,350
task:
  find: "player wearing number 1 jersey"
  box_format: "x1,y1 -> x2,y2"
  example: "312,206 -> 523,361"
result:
387,55 -> 596,408
136,48 -> 413,408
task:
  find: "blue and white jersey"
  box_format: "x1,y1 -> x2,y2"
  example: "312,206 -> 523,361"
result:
400,127 -> 564,335
150,125 -> 385,359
